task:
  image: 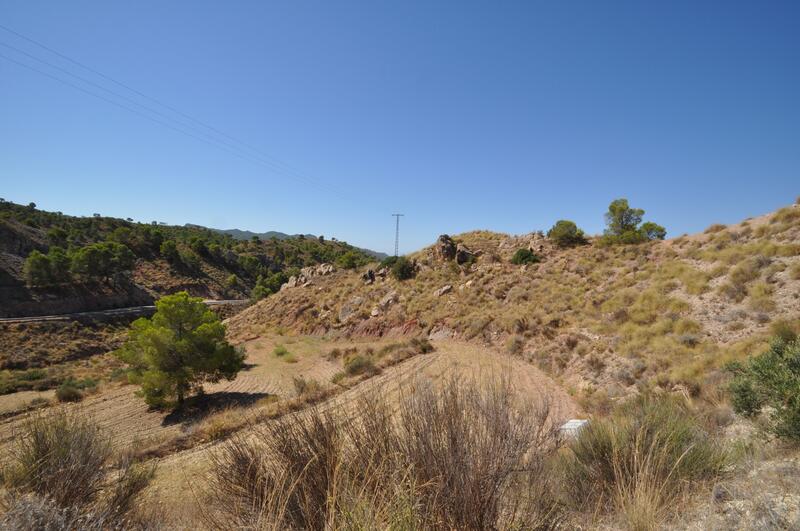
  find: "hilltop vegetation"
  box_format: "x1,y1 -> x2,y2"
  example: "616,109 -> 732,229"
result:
228,199 -> 800,407
0,199 -> 373,315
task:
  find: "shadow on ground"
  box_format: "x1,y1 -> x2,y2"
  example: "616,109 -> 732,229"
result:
162,391 -> 270,427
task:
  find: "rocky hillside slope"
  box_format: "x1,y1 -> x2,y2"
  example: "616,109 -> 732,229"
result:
0,200 -> 372,317
227,201 -> 800,405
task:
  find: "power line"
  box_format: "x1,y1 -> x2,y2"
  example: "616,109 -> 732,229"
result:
0,24 -> 345,198
392,214 -> 404,256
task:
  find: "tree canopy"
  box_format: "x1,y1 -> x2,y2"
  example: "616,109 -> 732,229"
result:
547,220 -> 587,247
601,198 -> 666,244
115,291 -> 245,408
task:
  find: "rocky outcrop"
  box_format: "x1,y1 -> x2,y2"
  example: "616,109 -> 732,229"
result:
433,285 -> 453,297
433,235 -> 457,261
455,243 -> 476,264
281,263 -> 336,291
338,296 -> 364,323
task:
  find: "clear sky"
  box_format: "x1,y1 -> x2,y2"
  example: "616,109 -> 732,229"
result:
1,1 -> 798,254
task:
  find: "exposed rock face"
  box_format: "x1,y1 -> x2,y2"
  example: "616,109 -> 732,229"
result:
433,235 -> 457,261
338,296 -> 364,323
281,263 -> 336,291
370,290 -> 398,317
434,284 -> 453,297
301,263 -> 335,278
455,243 -> 476,264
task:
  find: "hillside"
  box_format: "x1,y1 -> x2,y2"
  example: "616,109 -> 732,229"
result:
193,224 -> 389,260
0,200 -> 374,317
1,200 -> 800,530
227,201 -> 800,406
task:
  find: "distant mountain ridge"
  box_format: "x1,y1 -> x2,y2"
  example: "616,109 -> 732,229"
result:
186,224 -> 388,260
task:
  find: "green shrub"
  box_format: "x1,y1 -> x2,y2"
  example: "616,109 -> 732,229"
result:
510,248 -> 541,265
390,256 -> 416,280
55,383 -> 83,403
273,344 -> 290,357
547,220 -> 586,247
335,250 -> 365,269
728,335 -> 800,440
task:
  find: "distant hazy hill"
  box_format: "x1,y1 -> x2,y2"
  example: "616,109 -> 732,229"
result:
188,224 -> 389,260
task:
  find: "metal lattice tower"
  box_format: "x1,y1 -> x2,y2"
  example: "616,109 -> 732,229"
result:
392,214 -> 404,256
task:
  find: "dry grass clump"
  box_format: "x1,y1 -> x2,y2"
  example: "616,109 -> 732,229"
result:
204,375 -> 564,530
704,223 -> 727,234
718,256 -> 770,301
0,410 -> 154,529
562,394 -> 729,530
747,281 -> 776,312
771,206 -> 800,225
789,262 -> 800,280
652,261 -> 709,294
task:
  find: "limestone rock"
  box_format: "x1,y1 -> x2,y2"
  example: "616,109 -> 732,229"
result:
434,285 -> 453,297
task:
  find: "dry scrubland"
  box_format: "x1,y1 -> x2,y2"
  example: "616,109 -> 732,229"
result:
1,202 -> 800,529
230,203 -> 800,412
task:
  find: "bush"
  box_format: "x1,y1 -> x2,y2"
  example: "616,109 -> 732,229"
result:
562,394 -> 728,526
204,376 -> 563,530
510,248 -> 541,265
273,344 -> 290,357
55,382 -> 83,403
390,256 -> 416,280
547,220 -> 587,247
335,250 -> 365,269
1,411 -> 153,523
728,335 -> 800,440
343,354 -> 380,376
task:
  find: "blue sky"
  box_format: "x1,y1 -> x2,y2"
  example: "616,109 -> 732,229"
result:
1,1 -> 798,254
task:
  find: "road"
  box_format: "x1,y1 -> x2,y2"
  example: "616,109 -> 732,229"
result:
0,299 -> 250,324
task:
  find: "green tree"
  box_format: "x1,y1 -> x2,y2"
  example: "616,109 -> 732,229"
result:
601,198 -> 666,244
115,292 -> 245,408
728,332 -> 800,441
640,221 -> 667,241
605,198 -> 644,236
24,250 -> 52,286
47,246 -> 72,283
547,220 -> 587,247
70,242 -> 135,281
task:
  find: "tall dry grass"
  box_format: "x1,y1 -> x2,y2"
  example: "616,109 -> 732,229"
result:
0,409 -> 155,529
562,394 -> 729,530
203,375 -> 565,530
